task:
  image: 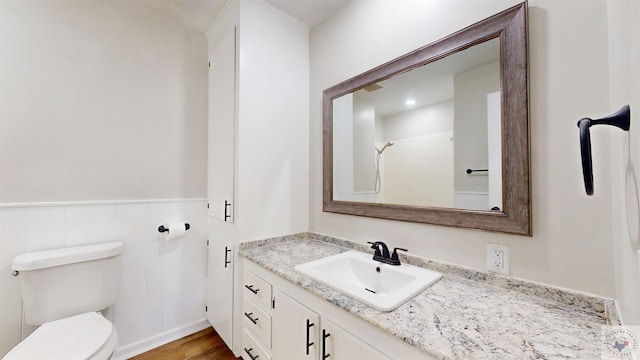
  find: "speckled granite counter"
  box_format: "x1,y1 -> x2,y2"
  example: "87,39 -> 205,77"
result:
239,233 -> 619,360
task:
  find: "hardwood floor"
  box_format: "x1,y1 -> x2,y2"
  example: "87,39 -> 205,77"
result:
129,327 -> 238,360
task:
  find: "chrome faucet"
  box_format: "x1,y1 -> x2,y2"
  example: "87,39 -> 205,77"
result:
367,241 -> 407,266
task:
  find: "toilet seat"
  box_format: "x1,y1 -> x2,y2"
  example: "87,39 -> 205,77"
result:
3,312 -> 117,360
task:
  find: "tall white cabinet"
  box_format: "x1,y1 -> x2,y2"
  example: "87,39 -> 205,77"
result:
205,0 -> 309,356
207,24 -> 236,224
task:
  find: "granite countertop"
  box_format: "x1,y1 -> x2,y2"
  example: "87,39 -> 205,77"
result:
239,233 -> 618,360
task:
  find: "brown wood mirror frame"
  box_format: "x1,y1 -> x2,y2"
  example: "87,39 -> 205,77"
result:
322,3 -> 531,235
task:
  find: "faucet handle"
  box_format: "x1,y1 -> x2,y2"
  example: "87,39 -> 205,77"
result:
367,242 -> 382,257
391,247 -> 408,261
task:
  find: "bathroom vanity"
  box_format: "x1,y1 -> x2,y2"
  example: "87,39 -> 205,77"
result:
239,233 -> 618,359
241,259 -> 427,360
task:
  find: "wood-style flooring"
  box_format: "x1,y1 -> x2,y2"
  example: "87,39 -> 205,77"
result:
130,327 -> 238,360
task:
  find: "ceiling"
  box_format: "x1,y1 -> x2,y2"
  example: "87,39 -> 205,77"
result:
133,0 -> 226,32
355,38 -> 500,117
135,0 -> 349,33
265,0 -> 348,28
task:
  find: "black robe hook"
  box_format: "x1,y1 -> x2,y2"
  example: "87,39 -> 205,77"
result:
577,105 -> 630,195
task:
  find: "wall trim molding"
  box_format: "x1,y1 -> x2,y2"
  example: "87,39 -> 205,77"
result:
454,191 -> 490,196
111,319 -> 210,360
0,198 -> 207,209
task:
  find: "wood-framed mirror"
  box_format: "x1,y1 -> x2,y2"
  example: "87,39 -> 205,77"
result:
322,3 -> 531,235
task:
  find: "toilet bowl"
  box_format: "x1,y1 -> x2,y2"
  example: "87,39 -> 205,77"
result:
4,242 -> 124,360
3,312 -> 118,360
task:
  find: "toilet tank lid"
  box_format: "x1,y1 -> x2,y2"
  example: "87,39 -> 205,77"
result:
12,241 -> 124,271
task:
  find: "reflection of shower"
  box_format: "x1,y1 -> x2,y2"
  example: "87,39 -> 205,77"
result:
375,141 -> 394,193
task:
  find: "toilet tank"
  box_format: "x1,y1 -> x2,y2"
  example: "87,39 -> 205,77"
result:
12,242 -> 124,325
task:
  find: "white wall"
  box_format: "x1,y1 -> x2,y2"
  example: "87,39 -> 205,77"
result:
0,0 -> 210,357
608,0 -> 640,324
310,0 -> 615,297
0,0 -> 208,203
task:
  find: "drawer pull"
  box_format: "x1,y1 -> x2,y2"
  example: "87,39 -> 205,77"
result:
244,347 -> 259,360
244,312 -> 259,325
245,284 -> 260,294
322,329 -> 331,359
306,319 -> 315,355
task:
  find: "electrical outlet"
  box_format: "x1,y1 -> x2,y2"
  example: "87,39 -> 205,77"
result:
491,248 -> 504,269
487,243 -> 510,274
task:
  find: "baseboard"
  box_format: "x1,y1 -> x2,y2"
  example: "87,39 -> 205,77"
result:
111,319 -> 210,360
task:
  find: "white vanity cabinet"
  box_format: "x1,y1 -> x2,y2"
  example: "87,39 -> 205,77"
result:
242,269 -> 273,359
242,274 -> 272,348
242,259 -> 434,360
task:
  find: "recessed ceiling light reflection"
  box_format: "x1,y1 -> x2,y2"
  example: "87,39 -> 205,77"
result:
405,99 -> 416,106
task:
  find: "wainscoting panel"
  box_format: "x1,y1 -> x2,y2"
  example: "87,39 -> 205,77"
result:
0,199 -> 208,359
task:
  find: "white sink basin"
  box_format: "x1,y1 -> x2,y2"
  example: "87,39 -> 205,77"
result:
294,251 -> 442,311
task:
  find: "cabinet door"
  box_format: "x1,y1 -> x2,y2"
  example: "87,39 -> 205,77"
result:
206,234 -> 234,348
272,289 -> 320,360
322,319 -> 391,360
208,24 -> 236,223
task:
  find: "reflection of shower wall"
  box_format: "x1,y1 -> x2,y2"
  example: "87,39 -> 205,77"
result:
383,100 -> 454,140
353,96 -> 376,192
380,100 -> 454,206
384,134 -> 454,207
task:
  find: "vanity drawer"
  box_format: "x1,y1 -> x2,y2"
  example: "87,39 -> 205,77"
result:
243,297 -> 272,348
242,329 -> 271,360
244,271 -> 273,309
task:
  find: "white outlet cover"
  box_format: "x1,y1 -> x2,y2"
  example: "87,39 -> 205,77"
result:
487,243 -> 510,274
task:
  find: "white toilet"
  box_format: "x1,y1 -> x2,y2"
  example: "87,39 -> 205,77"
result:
3,241 -> 124,360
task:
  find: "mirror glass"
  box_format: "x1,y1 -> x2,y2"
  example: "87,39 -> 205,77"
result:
323,3 -> 530,235
332,38 -> 502,211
